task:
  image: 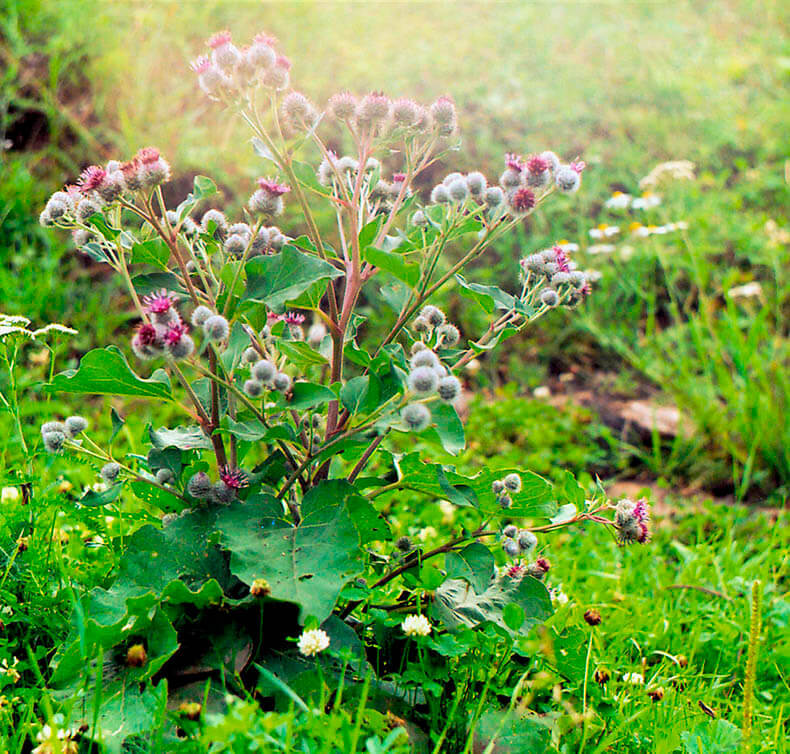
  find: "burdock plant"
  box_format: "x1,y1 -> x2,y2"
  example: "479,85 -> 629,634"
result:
35,27 -> 649,749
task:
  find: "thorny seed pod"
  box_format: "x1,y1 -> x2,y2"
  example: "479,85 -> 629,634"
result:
244,378 -> 264,397
555,165 -> 581,193
447,177 -> 470,203
430,184 -> 450,204
396,536 -> 413,552
410,349 -> 440,370
492,479 -> 505,495
420,305 -> 445,327
242,347 -> 259,364
483,186 -> 505,207
517,529 -> 537,552
540,289 -> 560,307
503,524 -> 518,538
201,209 -> 228,241
437,323 -> 460,347
252,359 -> 276,384
503,539 -> 520,558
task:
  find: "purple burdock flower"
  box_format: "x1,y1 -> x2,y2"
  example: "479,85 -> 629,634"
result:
143,289 -> 177,316
283,312 -> 305,325
508,187 -> 536,216
78,165 -> 107,194
505,153 -> 526,173
220,466 -> 248,490
356,90 -> 391,127
570,160 -> 586,174
328,91 -> 357,120
527,155 -> 549,175
552,245 -> 572,273
429,96 -> 456,129
131,322 -> 164,360
257,178 -> 290,197
163,321 -> 188,346
263,54 -> 291,89
136,147 -> 170,187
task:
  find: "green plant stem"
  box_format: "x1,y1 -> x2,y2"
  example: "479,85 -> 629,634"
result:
742,579 -> 762,743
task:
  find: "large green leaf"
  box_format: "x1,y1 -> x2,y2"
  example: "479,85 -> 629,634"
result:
444,543 -> 495,595
149,424 -> 213,450
454,273 -> 516,314
244,245 -> 342,310
130,238 -> 170,269
216,484 -> 363,622
47,347 -> 172,400
433,573 -> 552,635
475,709 -> 551,752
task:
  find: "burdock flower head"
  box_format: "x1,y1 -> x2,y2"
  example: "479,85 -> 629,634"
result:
328,91 -> 357,120
164,322 -> 194,360
219,466 -> 248,490
429,95 -> 456,133
356,91 -> 391,128
526,154 -> 551,187
136,147 -> 170,188
614,497 -> 651,544
247,32 -> 277,70
191,54 -> 228,98
131,322 -> 164,360
143,289 -> 178,323
77,165 -> 107,195
249,178 -> 290,216
208,30 -> 241,72
508,187 -> 536,216
263,54 -> 291,90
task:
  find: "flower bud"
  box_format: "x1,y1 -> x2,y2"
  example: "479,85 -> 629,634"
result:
392,98 -> 419,127
201,209 -> 228,241
45,196 -> 70,221
273,372 -> 292,392
507,187 -> 536,216
76,199 -> 102,223
64,416 -> 88,437
437,375 -> 461,402
492,479 -> 505,495
483,186 -> 505,206
503,473 -> 521,492
518,530 -> 537,552
447,178 -> 469,203
594,668 -> 610,685
248,34 -> 276,70
281,91 -> 318,129
412,210 -> 429,227
155,468 -> 174,486
307,323 -> 326,348
410,349 -> 440,370
430,184 -> 450,204
465,171 -> 487,198
408,366 -> 438,395
42,430 -> 65,453
498,493 -> 513,509
187,471 -> 212,499
551,271 -> 572,287
540,151 -> 561,173
503,539 -> 520,558
252,359 -> 276,384
224,233 -> 247,257
436,323 -> 460,347
263,55 -> 291,89
413,316 -> 431,333
356,91 -> 391,127
503,524 -> 518,538
420,305 -> 445,327
396,535 -> 413,552
242,347 -> 259,364
207,31 -> 241,72
430,96 -> 456,127
401,403 -> 431,432
555,165 -> 581,193
191,305 -> 214,329
211,480 -> 236,504
203,314 -> 230,341
327,91 -> 357,120
244,378 -> 264,397
100,462 -> 121,483
136,147 -> 170,188
410,341 -> 427,355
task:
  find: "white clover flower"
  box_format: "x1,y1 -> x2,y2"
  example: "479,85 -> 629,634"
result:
587,243 -> 617,254
588,224 -> 620,239
1,487 -> 20,503
551,588 -> 569,606
604,191 -> 632,209
0,657 -> 20,683
622,672 -> 645,685
727,282 -> 762,299
402,614 -> 432,637
297,628 -> 330,657
91,482 -> 108,493
631,192 -> 662,210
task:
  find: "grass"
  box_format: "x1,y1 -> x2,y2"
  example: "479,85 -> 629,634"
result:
0,0 -> 788,750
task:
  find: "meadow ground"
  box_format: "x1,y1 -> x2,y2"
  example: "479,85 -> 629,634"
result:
0,0 -> 788,751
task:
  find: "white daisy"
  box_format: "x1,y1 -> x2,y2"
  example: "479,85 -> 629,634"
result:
587,243 -> 617,254
589,224 -> 620,239
604,191 -> 632,209
631,192 -> 662,210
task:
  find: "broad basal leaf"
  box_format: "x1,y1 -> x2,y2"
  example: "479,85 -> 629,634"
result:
216,484 -> 363,622
47,347 -> 172,400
